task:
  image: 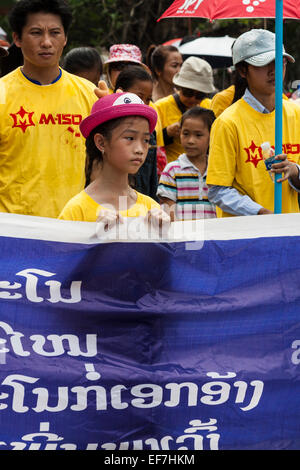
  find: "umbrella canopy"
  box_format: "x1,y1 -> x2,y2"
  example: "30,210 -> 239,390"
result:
158,0 -> 300,21
158,0 -> 300,214
179,35 -> 235,68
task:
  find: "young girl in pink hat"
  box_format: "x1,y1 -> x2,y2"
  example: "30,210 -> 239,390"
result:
58,92 -> 170,232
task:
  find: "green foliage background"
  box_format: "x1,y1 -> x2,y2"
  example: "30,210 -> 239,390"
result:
1,0 -> 299,87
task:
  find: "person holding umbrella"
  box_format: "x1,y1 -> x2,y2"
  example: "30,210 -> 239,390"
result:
206,29 -> 300,217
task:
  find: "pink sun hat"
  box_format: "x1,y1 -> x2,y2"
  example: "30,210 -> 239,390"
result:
80,92 -> 158,138
104,44 -> 143,67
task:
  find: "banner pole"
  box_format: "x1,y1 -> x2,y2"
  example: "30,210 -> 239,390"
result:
274,0 -> 283,214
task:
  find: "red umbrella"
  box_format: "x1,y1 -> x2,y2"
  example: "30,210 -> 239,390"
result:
157,0 -> 300,22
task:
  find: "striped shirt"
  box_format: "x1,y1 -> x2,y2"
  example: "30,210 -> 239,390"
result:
157,153 -> 216,220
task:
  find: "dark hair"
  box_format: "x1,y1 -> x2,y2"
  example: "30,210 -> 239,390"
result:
233,61 -> 249,103
180,106 -> 216,132
85,117 -> 125,187
114,65 -> 153,92
63,47 -> 102,76
8,0 -> 73,38
146,44 -> 180,80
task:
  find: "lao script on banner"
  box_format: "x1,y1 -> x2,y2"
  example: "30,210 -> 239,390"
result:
0,213 -> 300,450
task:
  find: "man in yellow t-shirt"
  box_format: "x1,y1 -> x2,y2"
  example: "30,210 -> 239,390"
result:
155,57 -> 215,163
0,0 -> 98,218
207,29 -> 300,217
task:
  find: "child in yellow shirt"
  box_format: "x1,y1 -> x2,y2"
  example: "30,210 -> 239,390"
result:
59,92 -> 170,232
155,57 -> 216,163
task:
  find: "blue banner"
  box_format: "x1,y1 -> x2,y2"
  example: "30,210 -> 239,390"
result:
0,213 -> 300,450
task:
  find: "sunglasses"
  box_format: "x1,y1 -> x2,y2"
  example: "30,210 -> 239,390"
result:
181,87 -> 205,100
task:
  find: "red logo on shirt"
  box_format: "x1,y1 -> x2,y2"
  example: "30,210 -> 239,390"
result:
10,107 -> 82,136
39,113 -> 82,137
244,141 -> 263,168
10,106 -> 35,133
244,141 -> 300,167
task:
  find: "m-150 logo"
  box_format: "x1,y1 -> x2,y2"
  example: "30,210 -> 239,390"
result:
10,106 -> 35,133
244,140 -> 299,168
10,106 -> 82,136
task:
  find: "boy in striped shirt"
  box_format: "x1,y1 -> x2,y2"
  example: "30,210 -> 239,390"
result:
157,107 -> 216,221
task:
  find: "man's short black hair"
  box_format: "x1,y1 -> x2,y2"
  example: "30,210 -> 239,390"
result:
8,0 -> 73,38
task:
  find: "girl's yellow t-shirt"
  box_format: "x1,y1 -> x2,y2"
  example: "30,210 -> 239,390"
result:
58,189 -> 160,221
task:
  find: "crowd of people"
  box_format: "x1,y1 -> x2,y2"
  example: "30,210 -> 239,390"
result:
0,0 -> 300,235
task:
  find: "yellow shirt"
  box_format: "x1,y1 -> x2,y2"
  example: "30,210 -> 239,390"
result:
58,189 -> 160,221
210,85 -> 235,118
154,94 -> 211,163
207,98 -> 300,217
0,67 -> 97,218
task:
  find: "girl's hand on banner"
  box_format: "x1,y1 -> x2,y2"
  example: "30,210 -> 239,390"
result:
96,209 -> 124,232
147,208 -> 171,236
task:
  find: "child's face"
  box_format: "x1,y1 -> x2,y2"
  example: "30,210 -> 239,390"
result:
180,117 -> 210,160
96,116 -> 150,174
126,80 -> 153,105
